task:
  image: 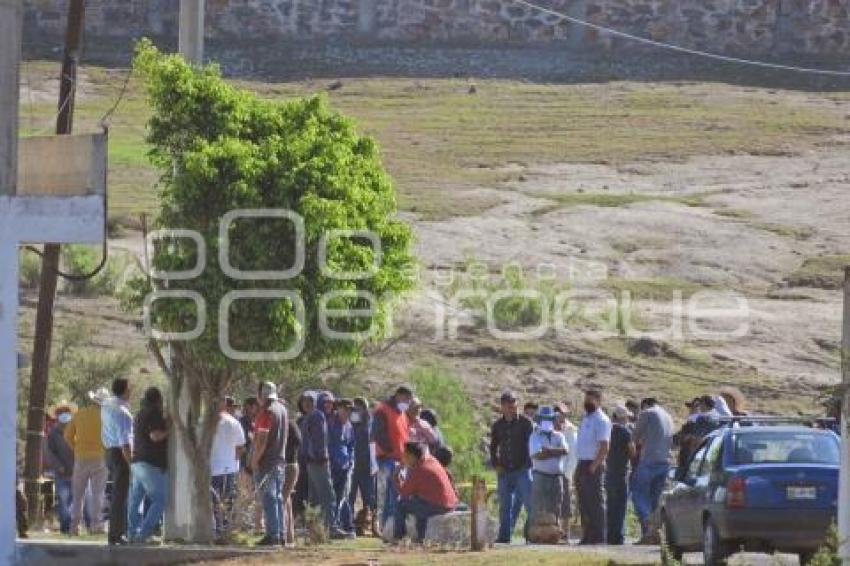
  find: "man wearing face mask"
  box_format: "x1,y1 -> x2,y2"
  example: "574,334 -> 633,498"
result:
371,385 -> 413,529
575,389 -> 611,545
46,401 -> 78,534
527,406 -> 569,542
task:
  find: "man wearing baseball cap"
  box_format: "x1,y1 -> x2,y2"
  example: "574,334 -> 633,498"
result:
251,382 -> 288,545
489,390 -> 534,543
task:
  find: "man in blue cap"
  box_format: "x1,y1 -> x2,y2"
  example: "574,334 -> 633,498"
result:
527,405 -> 569,542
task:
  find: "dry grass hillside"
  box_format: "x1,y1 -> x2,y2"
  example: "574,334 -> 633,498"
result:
17,60 -> 850,443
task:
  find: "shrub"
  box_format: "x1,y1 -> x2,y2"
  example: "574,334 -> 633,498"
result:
809,523 -> 841,566
60,245 -> 131,296
445,260 -> 571,332
18,248 -> 41,289
407,365 -> 488,483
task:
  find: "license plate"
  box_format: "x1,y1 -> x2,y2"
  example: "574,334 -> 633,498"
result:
786,486 -> 816,500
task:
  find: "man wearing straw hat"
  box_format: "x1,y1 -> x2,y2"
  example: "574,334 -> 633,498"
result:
46,399 -> 78,534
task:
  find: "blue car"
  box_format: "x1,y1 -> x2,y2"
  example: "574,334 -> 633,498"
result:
660,420 -> 839,565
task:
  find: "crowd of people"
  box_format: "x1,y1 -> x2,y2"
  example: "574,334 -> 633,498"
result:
20,377 -> 758,547
23,380 -> 462,546
490,386 -> 751,545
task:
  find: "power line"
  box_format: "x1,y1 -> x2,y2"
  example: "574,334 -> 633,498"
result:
99,66 -> 133,128
512,0 -> 850,78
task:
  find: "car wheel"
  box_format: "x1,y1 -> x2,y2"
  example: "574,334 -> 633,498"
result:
702,519 -> 728,566
660,511 -> 684,564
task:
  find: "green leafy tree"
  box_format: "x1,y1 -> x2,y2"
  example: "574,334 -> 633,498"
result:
124,40 -> 415,543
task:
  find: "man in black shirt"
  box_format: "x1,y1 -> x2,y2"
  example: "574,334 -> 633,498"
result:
606,405 -> 635,545
489,390 -> 534,543
127,387 -> 169,544
239,397 -> 259,473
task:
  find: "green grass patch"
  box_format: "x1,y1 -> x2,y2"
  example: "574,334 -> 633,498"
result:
602,277 -> 709,301
586,337 -> 816,416
786,254 -> 850,290
714,207 -> 753,219
752,222 -> 815,241
529,190 -> 711,215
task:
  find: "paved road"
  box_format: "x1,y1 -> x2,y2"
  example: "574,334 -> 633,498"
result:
510,542 -> 801,565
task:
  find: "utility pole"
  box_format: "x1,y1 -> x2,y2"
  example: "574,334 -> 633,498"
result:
839,266 -> 850,563
179,0 -> 205,64
23,0 -> 86,525
165,0 -> 205,541
0,1 -> 21,562
0,0 -> 20,197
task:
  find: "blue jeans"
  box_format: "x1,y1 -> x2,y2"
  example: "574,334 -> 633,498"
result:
259,466 -> 285,540
631,461 -> 669,534
211,473 -> 237,536
496,468 -> 532,541
349,467 -> 375,511
394,496 -> 450,541
55,477 -> 73,534
127,462 -> 168,542
379,459 -> 399,525
332,467 -> 353,533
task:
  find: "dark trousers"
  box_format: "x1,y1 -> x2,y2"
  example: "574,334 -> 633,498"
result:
16,487 -> 28,537
349,467 -> 375,511
292,456 -> 308,517
105,448 -> 130,543
394,496 -> 450,541
606,471 -> 628,545
577,460 -> 606,544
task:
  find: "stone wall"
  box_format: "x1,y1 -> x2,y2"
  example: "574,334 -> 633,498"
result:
23,0 -> 850,56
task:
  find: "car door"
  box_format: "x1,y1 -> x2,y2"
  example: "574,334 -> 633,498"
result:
678,440 -> 712,544
671,441 -> 709,545
688,435 -> 725,540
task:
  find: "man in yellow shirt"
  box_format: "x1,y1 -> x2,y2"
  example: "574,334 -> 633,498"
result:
64,388 -> 108,535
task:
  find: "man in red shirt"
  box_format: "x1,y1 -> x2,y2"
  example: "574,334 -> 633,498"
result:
391,442 -> 458,541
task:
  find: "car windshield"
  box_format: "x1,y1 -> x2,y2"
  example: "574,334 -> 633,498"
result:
732,431 -> 839,465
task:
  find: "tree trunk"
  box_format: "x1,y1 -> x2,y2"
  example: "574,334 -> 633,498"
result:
164,373 -> 194,542
157,347 -> 222,544
164,379 -> 218,543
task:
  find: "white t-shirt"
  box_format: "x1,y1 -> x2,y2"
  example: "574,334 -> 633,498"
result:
211,412 -> 246,476
576,408 -> 612,461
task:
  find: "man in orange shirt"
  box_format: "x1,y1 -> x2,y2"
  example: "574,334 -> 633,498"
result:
371,384 -> 413,527
391,442 -> 458,541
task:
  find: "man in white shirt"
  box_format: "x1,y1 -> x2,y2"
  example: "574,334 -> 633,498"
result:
575,390 -> 611,544
527,406 -> 569,542
210,397 -> 246,538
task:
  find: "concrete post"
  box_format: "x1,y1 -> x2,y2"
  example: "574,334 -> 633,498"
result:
179,0 -> 205,64
0,243 -> 19,563
839,267 -> 850,562
0,0 -> 21,196
0,2 -> 20,563
166,1 -> 205,541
